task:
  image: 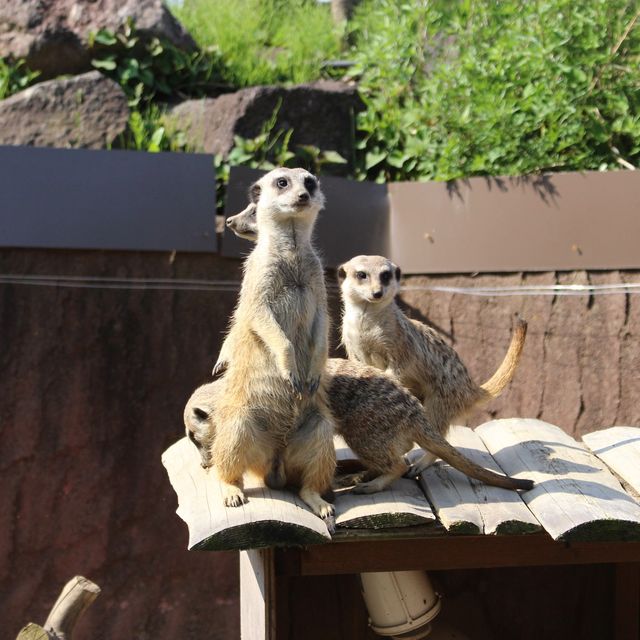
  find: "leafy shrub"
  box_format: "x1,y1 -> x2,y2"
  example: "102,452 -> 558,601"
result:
173,0 -> 342,86
90,20 -> 227,107
349,0 -> 640,181
0,58 -> 40,100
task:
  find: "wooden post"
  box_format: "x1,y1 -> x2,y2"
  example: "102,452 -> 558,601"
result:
16,576 -> 100,640
240,549 -> 276,640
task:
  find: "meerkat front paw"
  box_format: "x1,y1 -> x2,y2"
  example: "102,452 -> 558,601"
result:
286,372 -> 305,398
223,486 -> 247,507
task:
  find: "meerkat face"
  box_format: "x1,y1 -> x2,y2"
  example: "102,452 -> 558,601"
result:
249,168 -> 325,222
226,203 -> 258,241
338,255 -> 401,307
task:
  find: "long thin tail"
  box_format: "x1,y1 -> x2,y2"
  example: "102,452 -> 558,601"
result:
480,318 -> 527,399
424,431 -> 534,491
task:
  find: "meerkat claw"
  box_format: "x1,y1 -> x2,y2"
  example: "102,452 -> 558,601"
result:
212,359 -> 228,378
224,490 -> 248,508
306,376 -> 321,395
287,373 -> 305,398
323,514 -> 336,535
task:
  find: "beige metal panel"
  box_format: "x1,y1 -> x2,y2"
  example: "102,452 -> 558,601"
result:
388,171 -> 640,274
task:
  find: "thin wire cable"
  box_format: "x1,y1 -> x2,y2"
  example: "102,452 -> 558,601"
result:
0,274 -> 639,296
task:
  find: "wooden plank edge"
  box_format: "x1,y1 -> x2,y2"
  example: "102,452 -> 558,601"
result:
560,519 -> 640,543
190,520 -> 331,552
336,512 -> 434,530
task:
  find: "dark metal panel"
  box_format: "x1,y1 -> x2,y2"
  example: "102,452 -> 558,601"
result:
388,171 -> 640,274
0,145 -> 217,252
221,166 -> 389,267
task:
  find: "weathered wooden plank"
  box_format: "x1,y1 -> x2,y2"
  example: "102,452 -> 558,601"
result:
476,419 -> 640,541
161,438 -> 331,551
583,427 -> 640,499
333,435 -> 436,529
335,478 -> 436,529
417,426 -> 541,535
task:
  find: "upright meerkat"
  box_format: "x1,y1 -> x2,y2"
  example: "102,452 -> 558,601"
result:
212,168 -> 335,525
185,360 -> 534,494
219,204 -> 533,493
338,255 -> 527,473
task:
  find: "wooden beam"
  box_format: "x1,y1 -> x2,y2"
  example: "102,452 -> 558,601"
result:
275,535 -> 640,577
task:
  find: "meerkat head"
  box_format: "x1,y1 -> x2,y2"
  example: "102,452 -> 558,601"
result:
337,255 -> 401,308
249,168 -> 325,226
184,382 -> 223,468
226,202 -> 258,242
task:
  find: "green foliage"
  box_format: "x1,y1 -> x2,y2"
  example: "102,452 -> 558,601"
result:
173,0 -> 342,86
0,58 -> 40,100
115,105 -> 190,152
89,20 -> 226,107
349,0 -> 640,181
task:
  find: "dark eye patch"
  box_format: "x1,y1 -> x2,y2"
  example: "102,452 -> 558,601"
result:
303,176 -> 317,196
380,271 -> 391,285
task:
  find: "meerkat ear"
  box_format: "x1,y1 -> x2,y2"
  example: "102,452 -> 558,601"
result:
249,182 -> 261,204
394,265 -> 402,281
337,265 -> 347,283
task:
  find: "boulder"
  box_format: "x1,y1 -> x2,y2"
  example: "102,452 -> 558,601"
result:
167,81 -> 363,165
0,0 -> 197,79
0,71 -> 129,149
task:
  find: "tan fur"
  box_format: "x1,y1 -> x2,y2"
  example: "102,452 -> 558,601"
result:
211,168 -> 336,525
338,255 -> 527,471
185,359 -> 533,495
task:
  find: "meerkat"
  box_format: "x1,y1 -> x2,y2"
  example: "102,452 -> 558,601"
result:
212,168 -> 336,527
185,360 -> 534,494
338,254 -> 527,474
218,205 -> 533,493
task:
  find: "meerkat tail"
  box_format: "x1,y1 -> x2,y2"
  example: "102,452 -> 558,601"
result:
479,318 -> 528,400
421,431 -> 534,491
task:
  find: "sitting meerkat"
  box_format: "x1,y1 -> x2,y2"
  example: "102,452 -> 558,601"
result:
185,360 -> 534,494
338,254 -> 527,474
212,168 -> 336,527
218,203 -> 533,493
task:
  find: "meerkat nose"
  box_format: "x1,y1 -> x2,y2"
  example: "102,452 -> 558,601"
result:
297,192 -> 310,203
372,290 -> 383,299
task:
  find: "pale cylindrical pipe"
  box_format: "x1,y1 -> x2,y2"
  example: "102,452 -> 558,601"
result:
360,570 -> 441,639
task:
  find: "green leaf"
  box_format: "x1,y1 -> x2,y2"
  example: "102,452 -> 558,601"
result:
321,150 -> 347,164
91,58 -> 117,71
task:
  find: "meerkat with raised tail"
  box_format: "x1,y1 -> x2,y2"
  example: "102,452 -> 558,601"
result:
338,254 -> 527,474
212,168 -> 336,526
185,360 -> 534,494
217,204 -> 533,493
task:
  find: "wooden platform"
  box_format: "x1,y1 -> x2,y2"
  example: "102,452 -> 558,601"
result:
162,419 -> 640,549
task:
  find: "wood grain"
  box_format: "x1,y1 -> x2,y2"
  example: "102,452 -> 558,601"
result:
476,419 -> 640,541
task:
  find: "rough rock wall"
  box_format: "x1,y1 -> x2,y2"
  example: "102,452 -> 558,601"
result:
1,249 -> 637,638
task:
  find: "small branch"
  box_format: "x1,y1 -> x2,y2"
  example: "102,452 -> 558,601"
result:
616,157 -> 636,170
43,576 -> 101,640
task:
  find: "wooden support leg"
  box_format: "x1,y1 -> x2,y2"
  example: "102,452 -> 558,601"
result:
614,563 -> 640,640
240,549 -> 276,640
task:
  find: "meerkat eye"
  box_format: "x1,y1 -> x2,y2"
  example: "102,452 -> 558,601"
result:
303,176 -> 317,195
276,177 -> 288,189
380,271 -> 391,285
356,271 -> 367,281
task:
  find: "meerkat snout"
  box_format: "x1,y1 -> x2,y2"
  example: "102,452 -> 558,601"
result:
338,255 -> 402,306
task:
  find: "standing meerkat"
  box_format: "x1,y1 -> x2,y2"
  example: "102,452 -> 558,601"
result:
185,360 -> 534,494
220,205 -> 533,493
338,255 -> 527,474
212,168 -> 336,526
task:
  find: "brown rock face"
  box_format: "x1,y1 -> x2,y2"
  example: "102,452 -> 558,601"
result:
0,71 -> 129,148
0,0 -> 197,78
168,82 -> 363,167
